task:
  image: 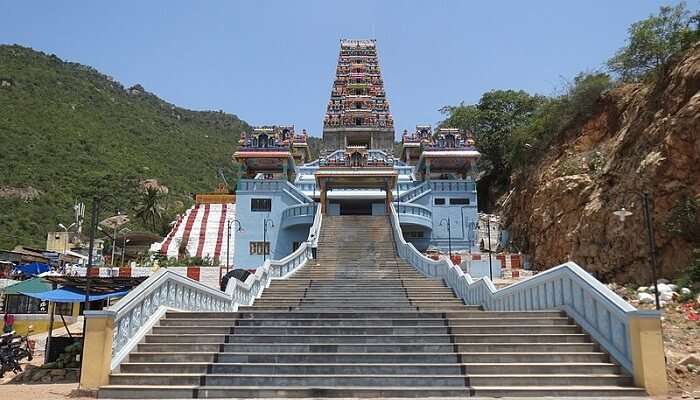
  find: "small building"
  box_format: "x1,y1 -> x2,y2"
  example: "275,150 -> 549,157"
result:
0,277 -> 80,335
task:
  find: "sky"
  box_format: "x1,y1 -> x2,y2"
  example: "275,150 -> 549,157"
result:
0,1 -> 687,139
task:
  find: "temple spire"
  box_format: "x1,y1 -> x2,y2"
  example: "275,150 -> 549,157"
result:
322,39 -> 394,151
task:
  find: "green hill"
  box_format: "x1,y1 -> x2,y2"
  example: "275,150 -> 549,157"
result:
0,45 -> 249,249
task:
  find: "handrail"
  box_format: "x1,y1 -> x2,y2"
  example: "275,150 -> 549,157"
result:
89,205 -> 323,370
281,203 -> 317,219
305,202 -> 323,248
398,181 -> 430,202
396,202 -> 432,219
236,179 -> 313,205
429,179 -> 476,192
283,180 -> 314,203
388,203 -> 650,374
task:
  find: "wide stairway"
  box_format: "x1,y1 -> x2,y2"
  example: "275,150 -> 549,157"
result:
100,215 -> 644,398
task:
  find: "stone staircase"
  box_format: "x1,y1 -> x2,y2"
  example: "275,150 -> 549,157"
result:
99,215 -> 644,398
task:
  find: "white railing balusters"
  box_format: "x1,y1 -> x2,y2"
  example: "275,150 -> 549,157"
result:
387,203 -> 653,375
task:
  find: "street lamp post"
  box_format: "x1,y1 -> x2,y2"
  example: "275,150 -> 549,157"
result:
226,219 -> 242,273
439,218 -> 452,259
57,222 -> 76,254
486,217 -> 494,281
613,191 -> 661,310
120,239 -> 131,267
263,218 -> 274,262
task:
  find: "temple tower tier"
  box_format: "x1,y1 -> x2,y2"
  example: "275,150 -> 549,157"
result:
322,39 -> 394,151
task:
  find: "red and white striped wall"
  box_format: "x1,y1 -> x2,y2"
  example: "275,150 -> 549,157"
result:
64,266 -> 226,290
150,203 -> 236,266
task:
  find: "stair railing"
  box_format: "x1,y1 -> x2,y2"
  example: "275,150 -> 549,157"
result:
388,203 -> 666,394
397,181 -> 430,202
79,204 -> 323,389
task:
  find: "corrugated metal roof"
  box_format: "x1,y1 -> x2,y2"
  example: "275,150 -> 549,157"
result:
1,277 -> 52,295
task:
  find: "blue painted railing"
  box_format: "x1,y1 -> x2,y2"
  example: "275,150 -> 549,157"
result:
429,180 -> 476,192
398,181 -> 430,202
388,203 -> 647,374
237,179 -> 313,204
396,202 -> 432,229
281,203 -> 317,228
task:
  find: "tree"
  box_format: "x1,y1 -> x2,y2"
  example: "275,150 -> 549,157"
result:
608,2 -> 700,81
134,187 -> 164,233
440,91 -> 544,184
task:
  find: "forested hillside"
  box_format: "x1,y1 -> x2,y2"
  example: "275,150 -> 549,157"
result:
0,45 -> 249,249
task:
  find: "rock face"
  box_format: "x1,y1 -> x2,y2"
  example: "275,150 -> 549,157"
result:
502,44 -> 700,283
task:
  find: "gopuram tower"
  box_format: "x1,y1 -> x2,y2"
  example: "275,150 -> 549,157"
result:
322,39 -> 394,151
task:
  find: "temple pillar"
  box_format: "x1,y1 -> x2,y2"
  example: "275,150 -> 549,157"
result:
425,159 -> 431,182
282,161 -> 288,182
319,181 -> 327,214
385,183 -> 393,214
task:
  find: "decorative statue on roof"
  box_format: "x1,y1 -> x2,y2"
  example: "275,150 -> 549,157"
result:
426,128 -> 477,149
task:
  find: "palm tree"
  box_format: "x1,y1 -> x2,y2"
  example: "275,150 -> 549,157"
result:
134,187 -> 164,233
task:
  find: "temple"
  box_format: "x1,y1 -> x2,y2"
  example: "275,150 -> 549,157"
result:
230,39 -> 489,273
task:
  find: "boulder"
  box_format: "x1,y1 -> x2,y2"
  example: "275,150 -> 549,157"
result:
40,375 -> 52,383
659,291 -> 676,302
637,286 -> 649,293
49,369 -> 66,377
657,283 -> 673,294
679,354 -> 700,366
638,292 -> 655,303
681,287 -> 692,295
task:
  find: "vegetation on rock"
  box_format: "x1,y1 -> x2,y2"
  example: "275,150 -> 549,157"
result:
439,3 -> 700,281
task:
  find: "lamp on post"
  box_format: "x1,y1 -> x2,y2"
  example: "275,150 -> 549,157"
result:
57,223 -> 76,254
486,217 -> 494,281
459,205 -> 474,254
80,193 -> 119,382
439,218 -> 452,259
613,191 -> 661,310
226,219 -> 243,273
262,218 -> 275,262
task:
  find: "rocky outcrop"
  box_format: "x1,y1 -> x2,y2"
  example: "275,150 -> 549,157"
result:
502,44 -> 700,283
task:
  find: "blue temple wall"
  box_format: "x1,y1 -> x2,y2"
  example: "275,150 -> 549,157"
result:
234,180 -> 312,269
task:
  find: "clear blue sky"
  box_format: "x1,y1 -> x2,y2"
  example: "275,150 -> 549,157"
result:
1,1 -> 685,139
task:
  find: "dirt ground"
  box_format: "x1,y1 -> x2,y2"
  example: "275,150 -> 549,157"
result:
657,305 -> 700,397
0,382 -> 94,399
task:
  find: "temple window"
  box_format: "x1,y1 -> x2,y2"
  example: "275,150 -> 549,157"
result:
449,198 -> 470,205
434,198 -> 446,205
446,134 -> 456,148
258,134 -> 269,148
354,117 -> 363,126
251,198 -> 272,212
249,241 -> 270,255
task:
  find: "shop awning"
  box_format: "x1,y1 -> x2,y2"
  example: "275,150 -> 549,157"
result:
21,287 -> 128,303
2,277 -> 52,295
13,262 -> 50,276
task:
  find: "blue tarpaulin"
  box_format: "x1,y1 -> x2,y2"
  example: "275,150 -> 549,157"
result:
20,287 -> 128,303
13,262 -> 50,276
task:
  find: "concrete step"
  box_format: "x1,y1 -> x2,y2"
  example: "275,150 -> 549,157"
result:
149,333 -> 454,344
471,386 -> 646,397
98,384 -> 645,399
128,351 -> 607,364
136,342 -> 598,354
108,373 -> 468,387
118,362 -> 622,376
225,326 -> 451,335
